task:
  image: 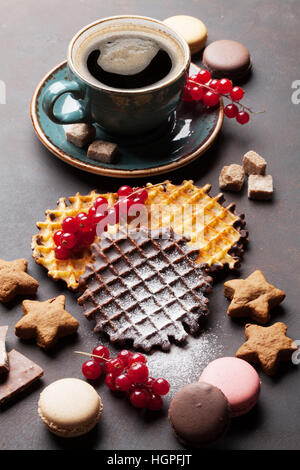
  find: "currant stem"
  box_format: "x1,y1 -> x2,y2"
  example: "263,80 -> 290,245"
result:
74,350 -> 109,362
189,80 -> 264,115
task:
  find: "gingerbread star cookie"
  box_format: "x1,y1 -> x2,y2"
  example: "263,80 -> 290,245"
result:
0,258 -> 39,303
236,322 -> 298,375
224,270 -> 285,324
15,295 -> 79,349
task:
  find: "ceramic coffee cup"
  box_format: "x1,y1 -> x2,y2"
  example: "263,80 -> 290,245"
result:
42,16 -> 190,135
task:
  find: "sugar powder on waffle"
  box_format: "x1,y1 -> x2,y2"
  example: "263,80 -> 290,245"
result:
78,228 -> 213,352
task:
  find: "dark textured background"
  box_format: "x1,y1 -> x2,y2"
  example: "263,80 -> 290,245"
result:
0,0 -> 299,450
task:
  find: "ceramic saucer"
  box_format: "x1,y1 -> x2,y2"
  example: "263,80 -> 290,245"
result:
31,62 -> 223,178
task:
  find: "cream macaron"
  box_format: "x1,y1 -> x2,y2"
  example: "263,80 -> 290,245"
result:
163,15 -> 207,54
38,378 -> 103,437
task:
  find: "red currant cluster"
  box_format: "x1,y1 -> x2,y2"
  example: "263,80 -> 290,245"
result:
183,68 -> 251,125
80,346 -> 170,411
53,185 -> 148,260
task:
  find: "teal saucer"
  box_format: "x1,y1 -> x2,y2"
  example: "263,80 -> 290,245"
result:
31,61 -> 223,178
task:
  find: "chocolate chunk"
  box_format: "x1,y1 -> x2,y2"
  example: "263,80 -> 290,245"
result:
87,140 -> 117,163
0,350 -> 43,405
65,123 -> 96,148
202,40 -> 251,80
168,382 -> 230,447
219,164 -> 245,192
248,174 -> 273,200
0,326 -> 9,375
243,150 -> 267,175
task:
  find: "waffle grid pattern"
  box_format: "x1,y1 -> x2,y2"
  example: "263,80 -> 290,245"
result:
78,229 -> 212,351
145,180 -> 246,268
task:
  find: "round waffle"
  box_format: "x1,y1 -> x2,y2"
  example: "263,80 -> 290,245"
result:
32,180 -> 248,289
78,228 -> 213,352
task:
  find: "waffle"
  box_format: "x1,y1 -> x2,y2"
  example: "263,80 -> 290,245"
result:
32,180 -> 247,289
78,228 -> 213,351
31,191 -> 118,290
145,180 -> 247,269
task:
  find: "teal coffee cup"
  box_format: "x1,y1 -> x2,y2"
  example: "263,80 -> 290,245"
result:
42,16 -> 191,135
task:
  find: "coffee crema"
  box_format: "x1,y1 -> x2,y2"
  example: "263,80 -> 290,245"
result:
75,25 -> 185,90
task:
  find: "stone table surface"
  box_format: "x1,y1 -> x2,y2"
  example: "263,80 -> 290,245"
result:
0,0 -> 299,450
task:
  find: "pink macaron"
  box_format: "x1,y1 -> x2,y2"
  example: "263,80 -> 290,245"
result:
199,357 -> 261,417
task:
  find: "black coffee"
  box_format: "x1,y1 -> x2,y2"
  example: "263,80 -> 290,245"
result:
86,35 -> 173,89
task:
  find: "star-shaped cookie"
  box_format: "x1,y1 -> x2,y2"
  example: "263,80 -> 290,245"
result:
0,258 -> 39,303
224,270 -> 285,324
15,295 -> 79,349
236,322 -> 298,375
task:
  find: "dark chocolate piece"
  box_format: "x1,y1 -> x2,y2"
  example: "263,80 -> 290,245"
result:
78,228 -> 212,352
0,326 -> 9,375
202,40 -> 251,80
168,382 -> 230,447
0,349 -> 43,404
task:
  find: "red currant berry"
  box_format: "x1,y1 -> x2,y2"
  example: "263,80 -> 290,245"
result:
236,111 -> 250,125
152,378 -> 170,396
80,228 -> 95,246
202,91 -> 220,107
132,188 -> 148,203
190,85 -> 204,101
147,393 -> 163,411
217,78 -> 232,94
93,345 -> 109,363
117,350 -> 132,367
130,388 -> 150,408
88,206 -> 97,221
55,245 -> 71,260
94,196 -> 108,213
76,212 -> 92,232
82,360 -> 102,380
128,353 -> 147,366
145,377 -> 155,389
209,79 -> 220,90
107,358 -> 124,377
53,230 -> 63,246
128,362 -> 149,383
118,185 -> 133,198
224,103 -> 239,118
182,84 -> 193,102
230,86 -> 244,101
62,216 -> 79,234
60,232 -> 77,249
195,69 -> 211,84
115,373 -> 132,391
105,372 -> 118,391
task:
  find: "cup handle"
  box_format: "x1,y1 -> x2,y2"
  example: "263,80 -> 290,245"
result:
42,80 -> 91,124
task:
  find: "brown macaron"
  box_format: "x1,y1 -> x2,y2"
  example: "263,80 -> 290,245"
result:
202,40 -> 252,81
168,382 -> 230,447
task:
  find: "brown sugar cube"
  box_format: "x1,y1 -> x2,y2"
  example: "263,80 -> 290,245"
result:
243,150 -> 267,175
65,123 -> 96,148
87,140 -> 117,163
248,174 -> 273,200
219,164 -> 245,192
